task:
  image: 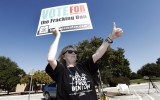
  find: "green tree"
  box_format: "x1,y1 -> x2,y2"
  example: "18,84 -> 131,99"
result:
21,70 -> 52,92
0,56 -> 25,94
108,48 -> 131,78
156,58 -> 160,65
130,72 -> 142,79
76,37 -> 131,85
137,63 -> 160,77
33,70 -> 53,84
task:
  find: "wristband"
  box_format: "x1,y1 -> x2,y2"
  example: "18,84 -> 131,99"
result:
105,37 -> 113,44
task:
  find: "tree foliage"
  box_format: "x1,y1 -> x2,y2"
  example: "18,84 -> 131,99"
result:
156,58 -> 160,65
20,70 -> 53,91
21,70 -> 52,84
76,37 -> 131,85
130,72 -> 142,79
0,56 -> 25,94
137,63 -> 160,77
33,70 -> 53,84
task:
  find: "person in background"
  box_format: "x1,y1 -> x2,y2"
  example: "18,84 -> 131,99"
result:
45,22 -> 123,100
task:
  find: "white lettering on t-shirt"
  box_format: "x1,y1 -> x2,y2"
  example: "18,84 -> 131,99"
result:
69,71 -> 92,96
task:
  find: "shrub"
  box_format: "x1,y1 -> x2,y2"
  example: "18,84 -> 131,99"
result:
108,76 -> 130,87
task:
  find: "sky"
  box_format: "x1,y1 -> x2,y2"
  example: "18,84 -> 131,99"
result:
0,0 -> 160,74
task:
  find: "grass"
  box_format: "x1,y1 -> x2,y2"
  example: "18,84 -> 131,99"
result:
130,77 -> 160,84
130,79 -> 148,84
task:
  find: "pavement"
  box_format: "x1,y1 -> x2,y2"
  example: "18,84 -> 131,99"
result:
0,84 -> 133,97
1,83 -> 159,100
0,91 -> 42,96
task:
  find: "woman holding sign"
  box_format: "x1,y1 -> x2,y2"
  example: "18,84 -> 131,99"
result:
45,22 -> 123,100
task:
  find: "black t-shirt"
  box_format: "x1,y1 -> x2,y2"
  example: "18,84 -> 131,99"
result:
45,57 -> 98,100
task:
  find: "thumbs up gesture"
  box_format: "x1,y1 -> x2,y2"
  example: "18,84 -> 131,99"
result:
109,22 -> 123,40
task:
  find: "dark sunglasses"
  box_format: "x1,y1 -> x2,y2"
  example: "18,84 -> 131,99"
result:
63,50 -> 77,55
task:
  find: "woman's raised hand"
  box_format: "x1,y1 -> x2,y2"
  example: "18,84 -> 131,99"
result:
53,27 -> 61,36
109,22 -> 123,40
